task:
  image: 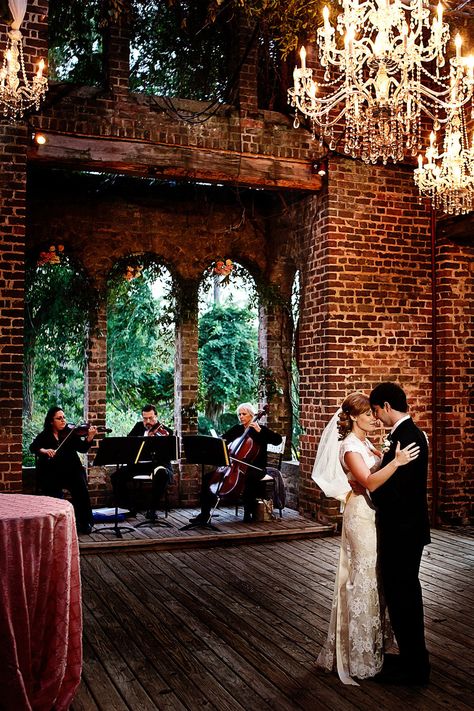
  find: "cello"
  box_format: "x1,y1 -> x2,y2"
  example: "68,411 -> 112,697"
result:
208,405 -> 269,501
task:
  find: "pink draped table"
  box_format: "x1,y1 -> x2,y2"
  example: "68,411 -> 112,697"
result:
0,494 -> 82,711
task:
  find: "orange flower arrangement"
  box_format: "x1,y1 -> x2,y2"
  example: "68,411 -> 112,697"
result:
37,244 -> 64,266
124,264 -> 143,281
213,258 -> 233,285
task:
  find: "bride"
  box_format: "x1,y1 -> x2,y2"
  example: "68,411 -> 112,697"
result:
312,392 -> 420,685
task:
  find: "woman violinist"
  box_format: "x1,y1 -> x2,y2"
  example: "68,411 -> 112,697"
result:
30,406 -> 98,534
190,402 -> 282,524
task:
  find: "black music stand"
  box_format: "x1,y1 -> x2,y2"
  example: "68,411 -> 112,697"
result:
180,435 -> 230,531
130,435 -> 179,528
93,437 -> 140,538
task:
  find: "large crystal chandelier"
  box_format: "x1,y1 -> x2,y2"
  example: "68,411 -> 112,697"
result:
288,0 -> 474,166
414,104 -> 474,214
0,0 -> 48,121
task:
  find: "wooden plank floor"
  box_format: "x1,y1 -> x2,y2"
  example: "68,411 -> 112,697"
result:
79,507 -> 334,554
72,526 -> 474,711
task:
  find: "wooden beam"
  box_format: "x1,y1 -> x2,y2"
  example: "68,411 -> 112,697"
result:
28,132 -> 323,192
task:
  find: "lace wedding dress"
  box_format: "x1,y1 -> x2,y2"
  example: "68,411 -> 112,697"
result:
317,433 -> 392,685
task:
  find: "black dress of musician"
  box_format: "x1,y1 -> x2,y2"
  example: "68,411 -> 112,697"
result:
191,402 -> 282,524
30,406 -> 96,534
111,404 -> 173,518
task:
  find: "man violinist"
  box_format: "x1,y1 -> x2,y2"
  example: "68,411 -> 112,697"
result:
190,402 -> 282,525
111,404 -> 173,520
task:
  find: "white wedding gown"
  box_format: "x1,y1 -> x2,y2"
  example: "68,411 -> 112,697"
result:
317,433 -> 392,685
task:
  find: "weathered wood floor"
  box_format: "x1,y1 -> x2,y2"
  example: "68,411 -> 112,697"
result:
79,507 -> 334,554
72,521 -> 474,711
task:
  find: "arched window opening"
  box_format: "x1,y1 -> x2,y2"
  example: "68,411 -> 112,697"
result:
106,257 -> 175,435
23,247 -> 94,465
291,270 -> 301,460
197,260 -> 259,435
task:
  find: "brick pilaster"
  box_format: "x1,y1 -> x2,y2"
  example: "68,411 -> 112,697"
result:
0,122 -> 28,491
258,301 -> 293,456
101,0 -> 131,96
174,280 -> 199,506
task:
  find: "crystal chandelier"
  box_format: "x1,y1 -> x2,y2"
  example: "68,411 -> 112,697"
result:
0,1 -> 48,121
288,0 -> 474,166
414,104 -> 474,215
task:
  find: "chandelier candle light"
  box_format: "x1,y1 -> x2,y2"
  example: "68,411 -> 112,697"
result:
414,101 -> 474,214
0,0 -> 48,121
288,0 -> 474,166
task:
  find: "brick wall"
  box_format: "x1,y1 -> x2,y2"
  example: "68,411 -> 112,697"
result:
435,236 -> 474,524
0,123 -> 27,492
0,1 -> 48,493
26,178 -> 297,506
1,4 -> 471,525
295,156 -> 438,523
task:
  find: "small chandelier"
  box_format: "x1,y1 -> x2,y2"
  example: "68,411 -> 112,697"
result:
288,0 -> 474,166
0,1 -> 48,121
414,105 -> 474,215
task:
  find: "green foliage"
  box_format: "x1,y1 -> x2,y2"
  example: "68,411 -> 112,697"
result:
48,0 -> 103,85
256,355 -> 283,402
22,413 -> 44,467
23,256 -> 95,463
198,304 -> 258,423
218,411 -> 239,432
106,263 -> 175,422
197,414 -> 212,434
0,0 -> 11,24
48,0 -> 233,99
240,0 -> 327,56
130,0 -> 232,100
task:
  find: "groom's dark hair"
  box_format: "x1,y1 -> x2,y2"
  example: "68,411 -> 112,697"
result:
370,382 -> 408,412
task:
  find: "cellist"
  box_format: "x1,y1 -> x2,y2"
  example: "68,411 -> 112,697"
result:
189,402 -> 282,524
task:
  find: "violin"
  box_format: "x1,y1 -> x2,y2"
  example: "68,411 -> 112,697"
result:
147,421 -> 169,436
54,421 -> 112,454
66,422 -> 113,436
208,405 -> 269,500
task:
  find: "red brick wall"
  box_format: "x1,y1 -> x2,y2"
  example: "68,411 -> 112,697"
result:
296,156 -> 437,523
1,3 -> 471,526
0,1 -> 48,493
0,123 -> 27,491
435,237 -> 474,524
26,181 -> 295,506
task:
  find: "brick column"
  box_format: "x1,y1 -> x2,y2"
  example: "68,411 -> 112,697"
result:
85,299 -> 109,506
1,0 -> 49,493
296,155 -> 432,525
235,15 -> 259,114
174,280 -> 199,506
435,236 -> 474,525
101,0 -> 131,96
0,125 -> 28,492
258,300 -> 293,454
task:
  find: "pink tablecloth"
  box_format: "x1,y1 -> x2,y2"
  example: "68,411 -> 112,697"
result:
0,494 -> 82,711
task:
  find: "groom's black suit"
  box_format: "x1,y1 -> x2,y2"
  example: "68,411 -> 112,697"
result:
371,417 -> 431,680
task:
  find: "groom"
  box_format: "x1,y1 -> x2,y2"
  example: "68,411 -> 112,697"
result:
369,382 -> 431,685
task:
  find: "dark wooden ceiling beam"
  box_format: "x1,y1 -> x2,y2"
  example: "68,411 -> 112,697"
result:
28,132 -> 322,192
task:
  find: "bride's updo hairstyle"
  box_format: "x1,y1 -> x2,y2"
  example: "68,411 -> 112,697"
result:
338,392 -> 371,439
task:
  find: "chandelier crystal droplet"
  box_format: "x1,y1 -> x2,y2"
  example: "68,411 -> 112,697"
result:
288,0 -> 474,168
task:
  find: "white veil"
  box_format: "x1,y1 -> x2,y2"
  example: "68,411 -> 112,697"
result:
311,408 -> 351,502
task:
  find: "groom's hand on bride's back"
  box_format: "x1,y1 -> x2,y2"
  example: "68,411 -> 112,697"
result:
349,480 -> 366,495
